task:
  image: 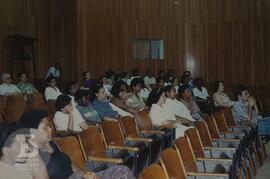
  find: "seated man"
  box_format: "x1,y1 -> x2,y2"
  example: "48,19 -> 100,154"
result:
0,73 -> 21,96
75,90 -> 102,124
232,86 -> 270,136
163,85 -> 194,123
54,95 -> 88,133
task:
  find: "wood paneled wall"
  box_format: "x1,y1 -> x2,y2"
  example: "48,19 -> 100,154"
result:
75,0 -> 270,86
0,0 -> 75,81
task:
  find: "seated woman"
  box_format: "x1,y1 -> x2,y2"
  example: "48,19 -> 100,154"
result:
147,88 -> 193,138
17,72 -> 38,95
54,95 -> 88,133
18,109 -> 135,179
110,81 -> 136,117
0,126 -> 49,179
126,78 -> 147,110
213,81 -> 234,108
178,85 -> 203,121
139,80 -> 151,102
80,71 -> 93,90
44,76 -> 62,101
102,76 -> 113,97
64,81 -> 79,106
163,85 -> 194,123
91,84 -> 119,119
75,90 -> 103,124
0,73 -> 21,96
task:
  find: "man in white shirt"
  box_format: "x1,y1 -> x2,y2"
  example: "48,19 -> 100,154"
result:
53,95 -> 88,132
0,73 -> 21,96
143,69 -> 156,86
163,85 -> 195,122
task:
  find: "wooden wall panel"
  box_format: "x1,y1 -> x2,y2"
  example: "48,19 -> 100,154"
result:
75,0 -> 270,86
0,0 -> 75,81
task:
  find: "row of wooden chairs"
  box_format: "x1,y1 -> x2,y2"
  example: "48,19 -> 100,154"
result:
139,107 -> 267,179
0,93 -> 56,124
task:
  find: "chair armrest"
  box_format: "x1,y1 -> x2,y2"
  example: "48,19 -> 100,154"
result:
140,130 -> 165,135
88,156 -> 123,164
212,138 -> 240,142
197,157 -> 232,163
220,131 -> 242,134
187,172 -> 228,177
160,124 -> 177,129
204,146 -> 236,151
228,125 -> 250,129
125,137 -> 153,142
107,145 -> 139,152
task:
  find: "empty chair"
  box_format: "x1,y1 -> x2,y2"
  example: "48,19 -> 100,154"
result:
54,135 -> 86,170
195,121 -> 240,148
138,164 -> 167,179
77,125 -> 133,171
5,94 -> 26,123
100,120 -> 149,174
185,128 -> 235,159
119,116 -> 161,164
26,92 -> 46,110
160,148 -> 229,179
174,135 -> 231,173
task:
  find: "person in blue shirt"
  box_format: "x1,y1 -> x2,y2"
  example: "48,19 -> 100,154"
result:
232,86 -> 270,136
75,90 -> 102,124
90,84 -> 119,119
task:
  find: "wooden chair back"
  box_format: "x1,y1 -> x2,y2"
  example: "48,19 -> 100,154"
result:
119,116 -> 140,138
54,136 -> 86,170
160,148 -> 186,179
6,94 -> 26,107
212,111 -> 228,132
184,128 -> 205,158
204,115 -> 221,139
4,107 -> 24,123
46,100 -> 57,117
138,164 -> 167,179
136,110 -> 153,131
221,107 -> 237,126
26,93 -> 46,110
47,116 -> 57,138
78,126 -> 108,159
0,96 -> 7,123
174,136 -> 198,172
100,120 -> 125,146
194,121 -> 213,147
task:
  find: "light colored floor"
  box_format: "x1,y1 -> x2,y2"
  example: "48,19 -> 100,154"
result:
255,142 -> 270,179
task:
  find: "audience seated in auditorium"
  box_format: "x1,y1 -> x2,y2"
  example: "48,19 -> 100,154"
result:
157,70 -> 166,79
192,77 -> 212,114
147,87 -> 193,138
0,127 -> 48,179
0,73 -> 21,96
91,84 -> 119,119
179,73 -> 193,92
104,70 -> 115,86
64,81 -> 79,106
18,109 -> 135,179
143,69 -> 156,88
75,90 -> 102,124
44,62 -> 61,80
232,86 -> 270,135
126,78 -> 147,110
17,72 -> 38,95
80,71 -> 93,90
178,85 -> 203,121
44,76 -> 62,101
139,80 -> 151,102
54,95 -> 88,132
163,85 -> 195,122
213,81 -> 234,108
170,77 -> 179,94
121,72 -> 129,84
